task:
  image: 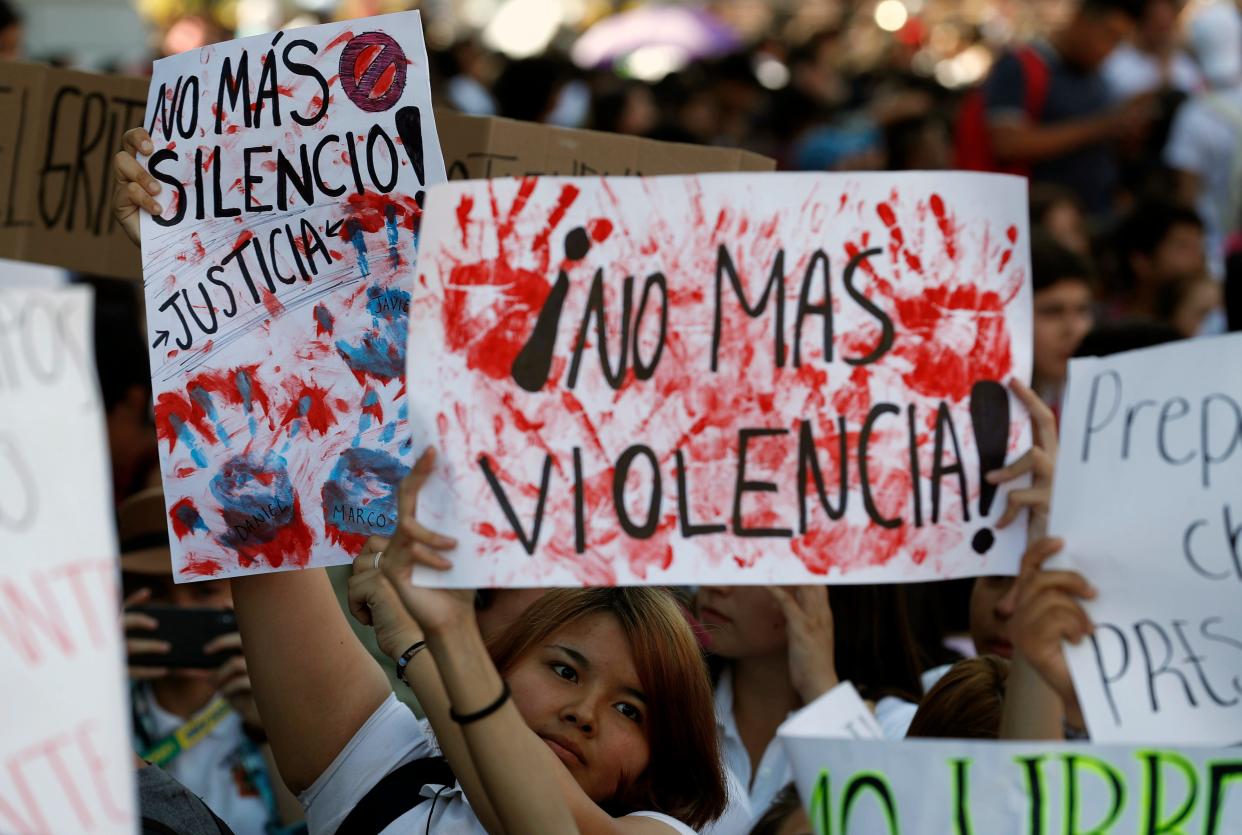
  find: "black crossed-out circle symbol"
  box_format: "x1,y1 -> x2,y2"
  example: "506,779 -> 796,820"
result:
339,32 -> 408,113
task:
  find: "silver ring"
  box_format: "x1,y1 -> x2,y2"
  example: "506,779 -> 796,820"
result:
372,550 -> 384,571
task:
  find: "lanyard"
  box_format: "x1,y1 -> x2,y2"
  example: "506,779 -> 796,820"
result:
139,695 -> 232,767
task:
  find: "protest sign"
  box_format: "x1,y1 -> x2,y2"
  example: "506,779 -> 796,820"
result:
0,60 -> 148,280
0,287 -> 137,834
139,11 -> 445,580
407,172 -> 1033,587
1050,335 -> 1242,745
777,682 -> 883,741
779,733 -> 1242,834
436,110 -> 775,178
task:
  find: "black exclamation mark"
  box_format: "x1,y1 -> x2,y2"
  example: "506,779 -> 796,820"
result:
970,380 -> 1009,554
511,227 -> 591,392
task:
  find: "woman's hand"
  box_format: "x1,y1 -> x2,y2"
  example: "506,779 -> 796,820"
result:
113,127 -> 162,246
1008,537 -> 1096,732
986,378 -> 1059,542
122,587 -> 171,680
204,632 -> 262,729
375,448 -> 474,636
768,586 -> 838,704
348,538 -> 424,661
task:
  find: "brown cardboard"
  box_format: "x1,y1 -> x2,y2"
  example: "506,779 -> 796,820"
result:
0,61 -> 148,281
436,109 -> 774,179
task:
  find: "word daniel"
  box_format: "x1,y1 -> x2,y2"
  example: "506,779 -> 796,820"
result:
477,225 -> 1011,558
144,28 -> 428,351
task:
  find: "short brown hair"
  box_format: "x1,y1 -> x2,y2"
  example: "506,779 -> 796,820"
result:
906,655 -> 1010,739
488,587 -> 728,829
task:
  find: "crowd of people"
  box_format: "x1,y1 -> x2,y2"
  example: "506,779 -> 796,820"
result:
5,0 -> 1241,832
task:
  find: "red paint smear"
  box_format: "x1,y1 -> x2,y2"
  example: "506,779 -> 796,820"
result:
361,391 -> 383,424
279,380 -> 338,436
531,183 -> 580,271
180,554 -> 224,578
929,193 -> 958,260
338,190 -> 422,237
456,194 -> 473,248
1006,225 -> 1018,244
169,498 -> 200,539
263,291 -> 285,317
587,218 -> 613,243
175,467 -> 196,478
325,523 -> 368,552
236,496 -> 314,570
998,249 -> 1012,274
889,284 -> 1013,401
354,44 -> 383,84
234,229 -> 254,249
325,29 -> 354,51
201,148 -> 216,172
226,124 -> 240,135
154,391 -> 217,453
371,63 -> 398,100
277,84 -> 295,97
876,202 -> 897,227
187,364 -> 273,424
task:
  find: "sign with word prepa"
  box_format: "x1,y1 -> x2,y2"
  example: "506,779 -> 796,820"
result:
780,735 -> 1242,834
139,12 -> 445,579
408,173 -> 1033,586
1051,335 -> 1242,745
0,287 -> 137,833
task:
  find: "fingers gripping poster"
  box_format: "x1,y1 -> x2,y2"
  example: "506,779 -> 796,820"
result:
408,173 -> 1033,587
139,12 -> 445,579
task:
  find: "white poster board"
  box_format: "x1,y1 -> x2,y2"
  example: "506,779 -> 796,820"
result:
0,287 -> 137,833
408,172 -> 1033,587
1051,335 -> 1242,745
139,11 -> 445,580
781,733 -> 1242,834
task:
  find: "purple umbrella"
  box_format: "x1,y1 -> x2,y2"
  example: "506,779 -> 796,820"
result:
571,5 -> 742,69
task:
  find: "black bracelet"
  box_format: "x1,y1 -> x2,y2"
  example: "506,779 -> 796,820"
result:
396,641 -> 427,685
449,681 -> 511,724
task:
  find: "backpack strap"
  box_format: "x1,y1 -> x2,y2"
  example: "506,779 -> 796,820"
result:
333,756 -> 456,835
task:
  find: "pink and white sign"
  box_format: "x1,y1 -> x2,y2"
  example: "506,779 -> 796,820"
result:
408,173 -> 1034,587
139,12 -> 445,580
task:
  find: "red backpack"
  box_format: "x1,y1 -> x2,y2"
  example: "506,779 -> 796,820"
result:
953,46 -> 1050,175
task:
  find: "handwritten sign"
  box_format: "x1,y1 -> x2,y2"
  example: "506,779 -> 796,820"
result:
408,172 -> 1033,587
0,61 -> 147,280
780,735 -> 1242,834
139,12 -> 445,580
436,110 -> 774,180
0,287 -> 137,834
1051,335 -> 1242,745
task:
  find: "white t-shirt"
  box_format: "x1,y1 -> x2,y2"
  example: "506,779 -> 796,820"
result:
135,688 -> 271,835
1101,43 -> 1202,101
1164,85 -> 1242,278
299,694 -> 699,835
705,669 -> 918,834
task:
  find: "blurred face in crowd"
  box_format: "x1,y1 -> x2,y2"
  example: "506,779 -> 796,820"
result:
1033,279 -> 1094,386
1132,222 -> 1206,286
0,21 -> 21,60
126,568 -> 234,611
694,586 -> 787,658
1139,0 -> 1182,51
969,576 -> 1016,658
1169,278 -> 1222,337
1068,9 -> 1135,70
506,613 -> 650,803
1041,200 -> 1092,257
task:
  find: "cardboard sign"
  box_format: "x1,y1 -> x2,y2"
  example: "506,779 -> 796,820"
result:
436,110 -> 775,178
408,172 -> 1033,587
0,61 -> 147,280
778,682 -> 884,741
1051,335 -> 1242,745
780,734 -> 1242,834
0,287 -> 137,834
139,11 -> 445,580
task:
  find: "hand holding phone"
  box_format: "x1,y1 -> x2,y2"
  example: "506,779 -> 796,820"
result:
125,602 -> 239,670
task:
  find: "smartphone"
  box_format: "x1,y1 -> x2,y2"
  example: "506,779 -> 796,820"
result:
126,605 -> 239,669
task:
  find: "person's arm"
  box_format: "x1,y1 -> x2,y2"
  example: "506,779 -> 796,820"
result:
376,450 -> 678,835
231,570 -> 392,793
